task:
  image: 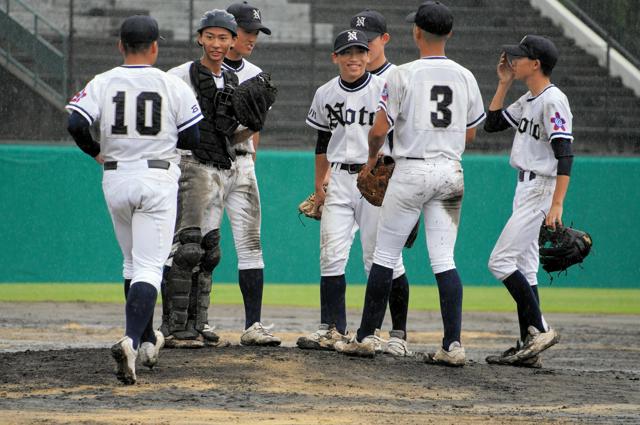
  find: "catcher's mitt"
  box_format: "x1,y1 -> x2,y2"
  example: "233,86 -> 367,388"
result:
357,156 -> 395,207
539,223 -> 592,273
232,72 -> 277,132
298,185 -> 327,220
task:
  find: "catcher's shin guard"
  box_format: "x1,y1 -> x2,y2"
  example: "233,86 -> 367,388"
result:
194,230 -> 221,337
166,227 -> 203,335
159,266 -> 171,337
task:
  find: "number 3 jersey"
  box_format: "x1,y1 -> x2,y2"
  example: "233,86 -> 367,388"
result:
379,56 -> 485,161
66,65 -> 203,163
502,84 -> 573,176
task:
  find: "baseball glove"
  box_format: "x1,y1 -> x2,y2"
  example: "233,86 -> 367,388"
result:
357,156 -> 395,207
232,72 -> 278,132
538,223 -> 592,273
298,185 -> 327,220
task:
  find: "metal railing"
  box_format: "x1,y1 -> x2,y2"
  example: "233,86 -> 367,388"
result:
0,0 -> 68,108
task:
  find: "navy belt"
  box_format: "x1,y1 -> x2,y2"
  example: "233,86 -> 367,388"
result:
518,170 -> 536,182
333,163 -> 364,174
406,157 -> 424,160
235,150 -> 250,156
103,160 -> 170,171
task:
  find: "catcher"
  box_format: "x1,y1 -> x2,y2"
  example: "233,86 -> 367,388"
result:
160,9 -> 279,348
485,35 -> 576,367
296,29 -> 412,357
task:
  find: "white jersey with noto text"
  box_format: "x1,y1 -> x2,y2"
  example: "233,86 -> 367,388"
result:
378,56 -> 485,161
306,73 -> 386,164
66,65 -> 202,163
503,84 -> 573,176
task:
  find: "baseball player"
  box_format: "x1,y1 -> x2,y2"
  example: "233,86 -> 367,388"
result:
349,9 -> 411,354
335,1 -> 485,364
296,28 -> 409,355
66,15 -> 203,384
161,7 -> 280,348
485,35 -> 571,367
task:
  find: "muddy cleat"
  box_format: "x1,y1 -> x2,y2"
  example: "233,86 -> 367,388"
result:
200,323 -> 230,347
111,337 -> 138,385
384,330 -> 412,357
511,326 -> 559,360
240,322 -> 281,346
334,335 -> 376,358
371,329 -> 386,354
296,324 -> 330,350
423,341 -> 466,367
164,334 -> 206,349
139,331 -> 165,369
486,340 -> 542,368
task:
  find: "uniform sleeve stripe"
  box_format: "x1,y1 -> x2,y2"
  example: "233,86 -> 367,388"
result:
65,104 -> 94,124
306,117 -> 330,130
467,112 -> 486,128
503,110 -> 518,127
376,105 -> 394,127
177,113 -> 203,131
549,132 -> 573,140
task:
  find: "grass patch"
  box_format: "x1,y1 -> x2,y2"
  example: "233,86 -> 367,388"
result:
0,283 -> 638,314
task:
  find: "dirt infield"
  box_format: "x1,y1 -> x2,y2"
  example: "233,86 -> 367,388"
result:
0,302 -> 639,424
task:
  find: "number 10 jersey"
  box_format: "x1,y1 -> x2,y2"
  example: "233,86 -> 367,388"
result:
66,65 -> 202,163
379,56 -> 485,161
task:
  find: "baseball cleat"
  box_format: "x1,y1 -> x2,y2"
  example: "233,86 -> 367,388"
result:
164,334 -> 206,349
422,341 -> 466,367
296,324 -> 330,350
334,335 -> 376,358
371,329 -> 387,354
384,330 -> 412,357
111,337 -> 138,385
139,331 -> 165,370
240,322 -> 281,346
199,323 -> 229,347
485,340 -> 542,368
512,326 -> 559,360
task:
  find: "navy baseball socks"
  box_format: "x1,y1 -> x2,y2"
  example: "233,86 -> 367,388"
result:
518,284 -> 540,342
320,275 -> 347,335
503,270 -> 546,333
388,274 -> 409,338
125,282 -> 158,349
124,278 -> 157,345
356,264 -> 393,342
435,269 -> 463,349
239,269 -> 264,329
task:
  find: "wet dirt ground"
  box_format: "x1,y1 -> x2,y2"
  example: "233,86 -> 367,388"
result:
0,302 -> 638,424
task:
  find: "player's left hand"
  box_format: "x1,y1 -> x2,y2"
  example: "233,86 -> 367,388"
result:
546,204 -> 563,230
93,153 -> 105,165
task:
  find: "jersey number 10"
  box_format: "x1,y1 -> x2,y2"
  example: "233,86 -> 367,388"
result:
111,91 -> 162,136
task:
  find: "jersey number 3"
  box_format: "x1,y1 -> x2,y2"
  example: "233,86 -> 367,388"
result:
430,85 -> 452,128
111,91 -> 162,136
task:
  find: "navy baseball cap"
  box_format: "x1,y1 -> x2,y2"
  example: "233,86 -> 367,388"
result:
197,9 -> 237,36
503,35 -> 559,70
333,29 -> 369,53
227,2 -> 271,35
350,9 -> 387,41
405,1 -> 453,36
120,15 -> 163,44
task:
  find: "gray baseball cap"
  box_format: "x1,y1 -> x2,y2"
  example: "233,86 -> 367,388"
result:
198,9 -> 238,36
333,29 -> 369,53
350,9 -> 387,41
406,1 -> 453,36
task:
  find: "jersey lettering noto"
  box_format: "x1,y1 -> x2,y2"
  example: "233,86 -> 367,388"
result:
502,84 -> 573,176
66,65 -> 202,163
378,57 -> 485,161
306,73 -> 388,163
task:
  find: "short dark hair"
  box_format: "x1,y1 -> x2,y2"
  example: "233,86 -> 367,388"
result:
122,41 -> 153,55
540,62 -> 554,77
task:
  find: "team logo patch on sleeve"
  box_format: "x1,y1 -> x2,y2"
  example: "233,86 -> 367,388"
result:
70,89 -> 87,103
381,83 -> 389,102
550,112 -> 566,131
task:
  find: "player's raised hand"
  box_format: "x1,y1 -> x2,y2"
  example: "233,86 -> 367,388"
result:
497,52 -> 515,84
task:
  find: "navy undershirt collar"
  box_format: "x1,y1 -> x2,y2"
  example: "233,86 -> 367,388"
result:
339,72 -> 371,92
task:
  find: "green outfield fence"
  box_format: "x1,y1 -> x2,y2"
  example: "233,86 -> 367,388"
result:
1,145 -> 638,288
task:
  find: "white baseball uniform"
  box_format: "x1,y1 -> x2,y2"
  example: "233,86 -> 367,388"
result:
166,60 -> 263,270
307,72 -> 405,278
373,56 -> 485,274
489,85 -> 573,285
66,65 -> 203,289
